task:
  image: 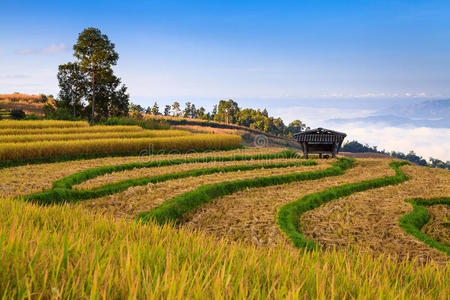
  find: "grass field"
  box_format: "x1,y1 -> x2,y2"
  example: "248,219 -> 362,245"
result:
0,120 -> 448,298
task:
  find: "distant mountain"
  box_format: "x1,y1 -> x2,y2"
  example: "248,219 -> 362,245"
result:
377,99 -> 450,120
327,99 -> 450,128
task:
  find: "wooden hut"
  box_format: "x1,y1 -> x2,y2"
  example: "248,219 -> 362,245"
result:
293,128 -> 346,158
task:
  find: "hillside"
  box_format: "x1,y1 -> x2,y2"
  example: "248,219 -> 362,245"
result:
0,93 -> 54,116
147,114 -> 304,150
0,120 -> 448,298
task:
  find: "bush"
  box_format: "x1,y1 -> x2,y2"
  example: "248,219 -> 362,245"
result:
10,109 -> 26,120
24,114 -> 41,120
105,117 -> 170,130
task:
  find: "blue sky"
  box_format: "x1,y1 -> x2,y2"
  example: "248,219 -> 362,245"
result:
1,0 -> 450,113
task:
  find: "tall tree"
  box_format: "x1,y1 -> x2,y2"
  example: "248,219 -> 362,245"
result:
287,120 -> 307,135
183,102 -> 192,118
216,99 -> 240,124
57,62 -> 87,117
93,69 -> 129,118
172,101 -> 181,117
197,106 -> 206,119
72,27 -> 120,122
164,105 -> 171,116
190,103 -> 197,118
151,101 -> 160,115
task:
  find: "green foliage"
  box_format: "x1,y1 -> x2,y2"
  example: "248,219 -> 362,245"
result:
139,158 -> 353,224
57,62 -> 88,118
44,103 -> 82,121
104,117 -> 170,129
57,27 -> 130,122
160,99 -> 308,137
24,114 -> 41,120
151,102 -> 160,115
399,198 -> 450,255
215,99 -> 240,124
342,140 -> 450,169
10,109 -> 26,120
164,105 -> 171,116
171,101 -> 181,117
278,161 -> 410,250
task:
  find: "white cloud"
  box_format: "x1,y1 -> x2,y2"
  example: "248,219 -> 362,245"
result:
275,106 -> 450,161
15,43 -> 68,55
336,124 -> 450,161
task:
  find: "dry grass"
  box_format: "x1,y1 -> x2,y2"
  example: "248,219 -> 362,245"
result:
422,205 -> 449,248
74,158 -> 312,190
340,152 -> 391,159
172,124 -> 246,135
182,159 -> 394,246
0,93 -> 44,102
0,101 -> 46,115
0,147 -> 287,197
0,94 -> 50,115
78,163 -> 328,219
300,165 -> 450,264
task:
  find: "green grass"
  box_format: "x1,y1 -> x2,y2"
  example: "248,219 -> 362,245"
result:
399,197 -> 450,255
278,161 -> 410,250
22,150 -> 309,204
0,196 -> 448,298
139,158 -> 354,224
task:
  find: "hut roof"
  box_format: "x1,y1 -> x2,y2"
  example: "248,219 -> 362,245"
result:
293,127 -> 346,143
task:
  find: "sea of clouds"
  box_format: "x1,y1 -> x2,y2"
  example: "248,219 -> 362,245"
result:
275,105 -> 450,161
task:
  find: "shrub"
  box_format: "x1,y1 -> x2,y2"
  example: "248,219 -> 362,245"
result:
105,117 -> 170,130
10,109 -> 26,120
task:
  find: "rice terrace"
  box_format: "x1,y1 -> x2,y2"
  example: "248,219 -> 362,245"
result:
2,1 -> 450,299
0,118 -> 447,298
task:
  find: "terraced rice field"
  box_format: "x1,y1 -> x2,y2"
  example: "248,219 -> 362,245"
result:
0,125 -> 448,298
0,120 -> 241,164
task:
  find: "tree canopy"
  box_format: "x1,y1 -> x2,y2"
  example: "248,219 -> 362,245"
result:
55,27 -> 129,121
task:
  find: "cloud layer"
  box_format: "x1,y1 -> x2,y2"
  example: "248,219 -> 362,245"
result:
338,124 -> 450,161
15,43 -> 68,55
275,106 -> 450,161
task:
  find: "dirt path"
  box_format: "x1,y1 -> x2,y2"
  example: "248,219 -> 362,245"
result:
300,165 -> 450,264
182,159 -> 395,246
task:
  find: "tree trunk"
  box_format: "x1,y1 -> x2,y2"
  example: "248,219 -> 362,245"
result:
91,72 -> 95,123
72,93 -> 76,117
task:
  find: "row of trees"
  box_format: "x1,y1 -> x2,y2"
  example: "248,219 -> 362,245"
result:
49,28 -> 130,122
341,141 -> 450,170
132,99 -> 309,137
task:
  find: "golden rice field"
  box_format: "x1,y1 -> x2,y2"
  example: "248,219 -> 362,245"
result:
0,119 -> 89,129
0,125 -> 145,135
0,120 -> 241,163
0,121 -> 448,298
0,129 -> 191,143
